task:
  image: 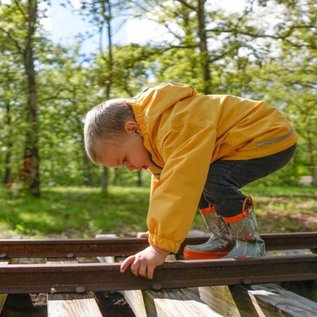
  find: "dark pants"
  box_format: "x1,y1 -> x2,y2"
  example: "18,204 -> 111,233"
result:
199,144 -> 297,217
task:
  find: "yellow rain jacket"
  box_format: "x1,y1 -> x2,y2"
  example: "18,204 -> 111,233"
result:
128,82 -> 297,253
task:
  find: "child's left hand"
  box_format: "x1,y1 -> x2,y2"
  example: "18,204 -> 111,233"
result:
120,245 -> 169,279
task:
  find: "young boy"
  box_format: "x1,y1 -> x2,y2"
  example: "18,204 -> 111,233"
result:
84,82 -> 297,280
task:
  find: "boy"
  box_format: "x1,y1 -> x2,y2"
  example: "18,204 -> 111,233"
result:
84,82 -> 297,280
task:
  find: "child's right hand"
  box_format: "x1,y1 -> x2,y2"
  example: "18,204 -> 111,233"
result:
120,245 -> 169,279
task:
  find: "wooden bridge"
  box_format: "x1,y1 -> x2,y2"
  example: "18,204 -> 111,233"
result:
0,232 -> 316,316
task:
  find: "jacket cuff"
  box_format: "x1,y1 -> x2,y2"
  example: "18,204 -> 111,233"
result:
148,233 -> 180,254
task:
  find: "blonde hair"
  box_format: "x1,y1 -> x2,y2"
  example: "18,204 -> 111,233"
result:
84,98 -> 135,163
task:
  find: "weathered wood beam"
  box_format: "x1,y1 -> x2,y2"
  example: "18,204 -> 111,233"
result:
96,234 -> 147,317
0,260 -> 8,315
97,234 -> 221,317
229,283 -> 317,317
47,259 -> 103,317
47,293 -> 103,317
143,288 -> 222,317
198,286 -> 241,316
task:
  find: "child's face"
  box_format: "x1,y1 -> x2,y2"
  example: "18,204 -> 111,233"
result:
96,121 -> 152,171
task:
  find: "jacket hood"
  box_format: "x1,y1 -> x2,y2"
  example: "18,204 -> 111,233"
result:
127,82 -> 197,137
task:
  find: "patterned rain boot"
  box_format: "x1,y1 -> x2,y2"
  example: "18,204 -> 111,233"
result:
223,197 -> 265,258
183,205 -> 234,259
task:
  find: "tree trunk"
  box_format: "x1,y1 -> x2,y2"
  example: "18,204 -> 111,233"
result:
3,102 -> 12,187
136,171 -> 142,187
113,168 -> 121,186
83,150 -> 94,186
307,138 -> 317,185
3,154 -> 12,187
100,166 -> 109,193
100,0 -> 113,192
22,0 -> 40,197
197,0 -> 212,94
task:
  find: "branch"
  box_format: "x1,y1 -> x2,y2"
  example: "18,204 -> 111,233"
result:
37,87 -> 68,104
206,27 -> 317,49
288,81 -> 317,90
156,44 -> 197,52
209,43 -> 241,63
175,0 -> 195,11
0,26 -> 24,54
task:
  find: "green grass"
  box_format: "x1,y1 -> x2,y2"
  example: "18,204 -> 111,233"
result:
0,186 -> 149,238
243,184 -> 317,233
0,185 -> 316,238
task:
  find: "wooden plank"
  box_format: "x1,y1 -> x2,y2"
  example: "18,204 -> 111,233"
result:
97,234 -> 222,317
281,280 -> 317,303
198,286 -> 241,317
143,288 -> 222,317
0,248 -> 30,314
195,241 -> 317,317
0,294 -> 7,315
48,293 -> 103,317
250,283 -> 317,317
122,289 -> 147,317
96,233 -> 118,264
228,283 -> 317,317
0,260 -> 8,315
229,285 -> 268,317
276,248 -> 317,302
47,259 -> 103,317
198,283 -> 317,317
143,254 -> 217,317
97,234 -> 147,317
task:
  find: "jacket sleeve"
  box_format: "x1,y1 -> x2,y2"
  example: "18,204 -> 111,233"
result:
147,123 -> 216,253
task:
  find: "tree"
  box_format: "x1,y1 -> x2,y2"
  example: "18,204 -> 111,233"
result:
76,0 -> 123,192
129,0 -> 269,93
23,0 -> 40,196
253,0 -> 317,183
0,60 -> 24,188
77,0 -> 150,189
0,46 -> 22,187
0,0 -> 42,196
37,44 -> 101,187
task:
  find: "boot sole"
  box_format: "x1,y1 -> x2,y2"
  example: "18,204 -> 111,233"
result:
183,249 -> 228,260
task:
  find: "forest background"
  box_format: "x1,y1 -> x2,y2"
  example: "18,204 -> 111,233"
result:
0,0 -> 316,238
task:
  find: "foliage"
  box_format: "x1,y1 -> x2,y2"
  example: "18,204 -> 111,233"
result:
0,0 -> 316,195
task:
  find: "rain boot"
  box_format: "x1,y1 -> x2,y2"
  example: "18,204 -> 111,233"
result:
223,196 -> 265,258
183,204 -> 234,259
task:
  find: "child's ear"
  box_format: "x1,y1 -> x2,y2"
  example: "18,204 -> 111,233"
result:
124,120 -> 140,134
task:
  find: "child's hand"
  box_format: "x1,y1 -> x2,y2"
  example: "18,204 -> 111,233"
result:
120,245 -> 169,279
